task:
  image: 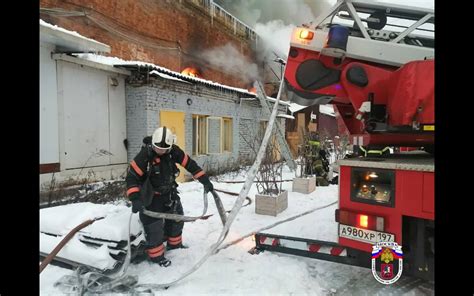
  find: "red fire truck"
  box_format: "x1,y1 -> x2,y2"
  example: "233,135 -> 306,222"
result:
255,0 -> 434,281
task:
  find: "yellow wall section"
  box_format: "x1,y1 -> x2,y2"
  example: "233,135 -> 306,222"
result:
160,110 -> 186,183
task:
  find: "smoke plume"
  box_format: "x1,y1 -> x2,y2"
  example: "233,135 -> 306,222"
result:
212,0 -> 333,84
199,43 -> 259,83
215,0 -> 333,60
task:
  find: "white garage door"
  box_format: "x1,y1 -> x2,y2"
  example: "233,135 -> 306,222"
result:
58,61 -> 127,170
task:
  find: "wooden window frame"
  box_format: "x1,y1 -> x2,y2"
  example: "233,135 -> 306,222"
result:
192,115 -> 209,156
222,117 -> 233,153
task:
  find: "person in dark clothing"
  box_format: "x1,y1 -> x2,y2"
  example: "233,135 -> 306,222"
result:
304,132 -> 330,186
125,126 -> 214,267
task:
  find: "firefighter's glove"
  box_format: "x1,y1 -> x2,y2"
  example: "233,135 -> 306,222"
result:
201,177 -> 214,194
129,193 -> 145,213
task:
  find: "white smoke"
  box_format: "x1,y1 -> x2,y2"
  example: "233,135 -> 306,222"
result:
254,20 -> 295,61
210,0 -> 432,83
199,43 -> 259,82
201,0 -> 334,83
254,0 -> 332,59
214,0 -> 333,82
215,0 -> 333,28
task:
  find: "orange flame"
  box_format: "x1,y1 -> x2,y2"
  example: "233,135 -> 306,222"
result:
181,67 -> 201,78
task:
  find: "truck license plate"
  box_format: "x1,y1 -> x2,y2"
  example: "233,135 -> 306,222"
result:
339,224 -> 395,244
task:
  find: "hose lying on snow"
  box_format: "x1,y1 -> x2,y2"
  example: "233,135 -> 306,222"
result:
216,201 -> 338,252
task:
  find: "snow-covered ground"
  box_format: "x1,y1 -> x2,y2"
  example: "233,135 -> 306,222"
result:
40,166 -> 433,295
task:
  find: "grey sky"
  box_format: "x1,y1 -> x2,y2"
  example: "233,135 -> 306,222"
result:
214,0 -> 434,27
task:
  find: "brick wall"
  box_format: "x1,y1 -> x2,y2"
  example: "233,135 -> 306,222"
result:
40,0 -> 259,89
125,86 -> 149,160
125,74 -> 287,176
238,118 -> 258,162
207,117 -> 221,154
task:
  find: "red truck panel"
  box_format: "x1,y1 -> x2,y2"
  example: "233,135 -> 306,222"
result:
422,173 -> 435,214
386,60 -> 434,126
338,165 -> 434,253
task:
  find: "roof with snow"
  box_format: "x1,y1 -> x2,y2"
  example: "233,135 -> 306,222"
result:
75,53 -> 290,106
288,103 -> 335,117
319,104 -> 335,117
41,20 -> 287,107
40,19 -> 110,53
277,113 -> 295,120
288,102 -> 308,113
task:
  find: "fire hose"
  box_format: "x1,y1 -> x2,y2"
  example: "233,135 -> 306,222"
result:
216,200 -> 338,252
51,80 -> 284,294
50,189 -> 225,294
133,80 -> 284,292
42,188 -> 250,275
41,188 -> 223,276
141,189 -> 251,222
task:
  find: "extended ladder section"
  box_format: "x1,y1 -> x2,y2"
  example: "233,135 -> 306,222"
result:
255,81 -> 296,171
291,0 -> 434,67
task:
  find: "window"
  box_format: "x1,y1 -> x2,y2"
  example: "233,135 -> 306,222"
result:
222,118 -> 233,152
260,121 -> 267,137
193,115 -> 233,155
350,168 -> 395,207
193,115 -> 208,155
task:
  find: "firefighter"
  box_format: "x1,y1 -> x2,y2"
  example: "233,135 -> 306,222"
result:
305,132 -> 330,186
125,126 -> 214,267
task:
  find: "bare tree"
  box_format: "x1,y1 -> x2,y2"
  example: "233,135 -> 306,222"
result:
333,134 -> 351,161
295,128 -> 314,178
240,126 -> 283,196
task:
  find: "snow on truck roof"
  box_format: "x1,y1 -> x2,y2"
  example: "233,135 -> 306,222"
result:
337,152 -> 434,172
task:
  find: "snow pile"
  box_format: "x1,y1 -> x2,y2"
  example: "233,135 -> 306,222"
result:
40,203 -> 143,271
40,232 -> 115,271
40,165 -> 431,295
40,202 -> 142,240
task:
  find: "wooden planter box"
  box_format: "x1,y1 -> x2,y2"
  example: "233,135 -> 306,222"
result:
292,176 -> 316,194
255,190 -> 288,216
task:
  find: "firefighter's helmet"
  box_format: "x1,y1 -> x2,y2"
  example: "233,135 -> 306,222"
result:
152,126 -> 176,151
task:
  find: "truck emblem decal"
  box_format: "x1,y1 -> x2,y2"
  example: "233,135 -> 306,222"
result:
371,242 -> 403,284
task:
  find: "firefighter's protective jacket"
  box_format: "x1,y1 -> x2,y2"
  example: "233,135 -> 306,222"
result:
125,137 -> 210,200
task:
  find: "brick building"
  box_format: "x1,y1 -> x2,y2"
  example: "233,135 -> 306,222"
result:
40,20 -> 289,189
39,0 -> 276,92
120,62 -> 289,181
